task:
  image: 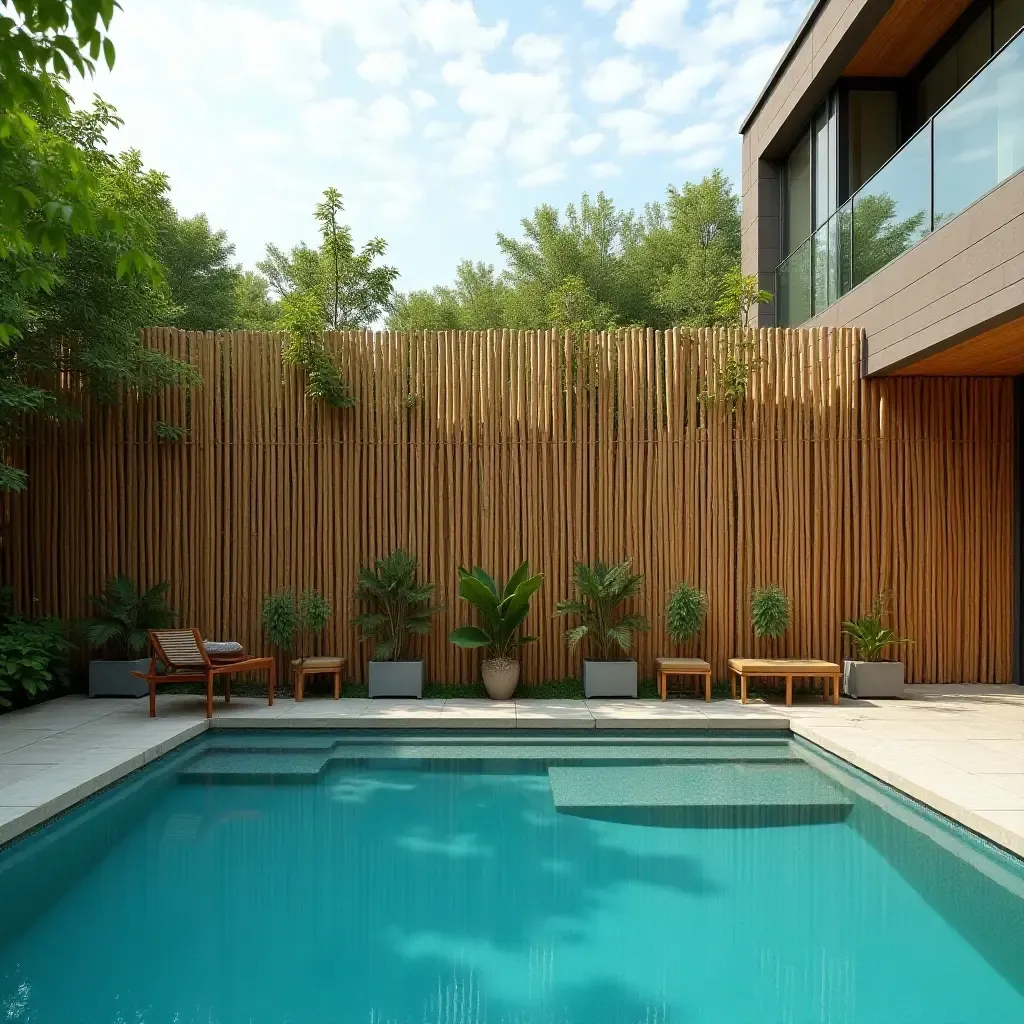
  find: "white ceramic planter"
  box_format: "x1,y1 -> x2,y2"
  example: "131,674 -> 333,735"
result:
843,659 -> 905,699
582,660 -> 638,698
368,660 -> 424,698
88,658 -> 150,698
481,658 -> 519,700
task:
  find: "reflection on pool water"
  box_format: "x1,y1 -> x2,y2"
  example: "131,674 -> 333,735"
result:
0,732 -> 1022,1023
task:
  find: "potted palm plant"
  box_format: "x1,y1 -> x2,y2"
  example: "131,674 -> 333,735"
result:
449,560 -> 544,699
82,576 -> 176,697
555,559 -> 650,697
351,549 -> 440,697
841,593 -> 911,698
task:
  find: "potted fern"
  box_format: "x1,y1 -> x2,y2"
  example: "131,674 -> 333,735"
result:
449,560 -> 544,699
351,549 -> 441,697
82,576 -> 176,697
842,593 -> 910,698
751,585 -> 790,645
262,588 -> 332,669
555,559 -> 650,697
666,581 -> 708,649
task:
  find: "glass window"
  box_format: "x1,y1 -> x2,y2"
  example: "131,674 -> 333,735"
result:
813,104 -> 836,228
777,237 -> 811,327
918,50 -> 959,123
917,6 -> 994,124
959,6 -> 993,82
934,29 -> 1024,225
784,131 -> 812,256
848,91 -> 900,192
995,0 -> 1024,48
852,126 -> 932,286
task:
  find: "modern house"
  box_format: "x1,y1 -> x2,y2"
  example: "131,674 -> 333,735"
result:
740,0 -> 1023,375
740,0 -> 1024,686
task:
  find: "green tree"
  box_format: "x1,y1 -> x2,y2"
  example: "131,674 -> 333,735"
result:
157,212 -> 241,331
389,260 -> 508,331
498,191 -> 655,328
233,269 -> 279,331
641,169 -> 741,326
1,2 -> 159,342
259,187 -> 398,333
0,100 -> 200,489
258,188 -> 398,408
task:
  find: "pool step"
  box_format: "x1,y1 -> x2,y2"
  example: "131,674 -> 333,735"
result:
548,764 -> 854,827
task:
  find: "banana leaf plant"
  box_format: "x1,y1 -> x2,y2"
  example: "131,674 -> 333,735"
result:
449,561 -> 544,660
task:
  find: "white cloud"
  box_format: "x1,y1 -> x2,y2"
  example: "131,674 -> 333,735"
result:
589,160 -> 621,176
582,57 -> 646,103
569,132 -> 605,155
712,42 -> 786,111
299,0 -> 412,50
600,108 -> 727,154
302,95 -> 413,157
676,146 -> 726,171
442,53 -> 571,168
644,62 -> 725,113
698,0 -> 784,54
410,88 -> 438,109
357,50 -> 411,87
583,0 -> 620,11
454,116 -> 510,174
518,163 -> 566,187
512,33 -> 563,66
615,0 -> 690,49
416,0 -> 507,54
300,0 -> 506,54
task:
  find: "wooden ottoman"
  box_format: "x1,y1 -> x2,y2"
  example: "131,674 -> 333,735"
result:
655,658 -> 713,702
291,656 -> 345,701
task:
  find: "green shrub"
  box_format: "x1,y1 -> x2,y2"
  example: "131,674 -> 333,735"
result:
449,561 -> 544,660
0,617 -> 70,706
351,550 -> 440,661
555,559 -> 650,660
666,581 -> 707,645
842,593 -> 911,662
751,585 -> 790,639
262,589 -> 332,662
82,576 -> 176,658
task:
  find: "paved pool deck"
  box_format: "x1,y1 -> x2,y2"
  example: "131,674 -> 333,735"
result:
1,686 -> 1022,858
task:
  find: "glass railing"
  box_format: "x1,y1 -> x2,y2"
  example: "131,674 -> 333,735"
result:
776,26 -> 1024,325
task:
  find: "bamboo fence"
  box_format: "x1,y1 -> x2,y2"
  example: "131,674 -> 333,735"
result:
0,327 -> 1014,685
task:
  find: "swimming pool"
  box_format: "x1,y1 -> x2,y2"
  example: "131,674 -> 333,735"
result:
1,731 -> 1022,1023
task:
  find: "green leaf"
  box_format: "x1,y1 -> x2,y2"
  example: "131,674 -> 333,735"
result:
103,37 -> 115,70
449,626 -> 491,649
458,573 -> 499,612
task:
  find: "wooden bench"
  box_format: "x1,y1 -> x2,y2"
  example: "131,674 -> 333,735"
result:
291,657 -> 345,701
655,658 -> 712,702
728,658 -> 841,706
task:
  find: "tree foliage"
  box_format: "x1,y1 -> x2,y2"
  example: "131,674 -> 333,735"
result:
390,172 -> 747,334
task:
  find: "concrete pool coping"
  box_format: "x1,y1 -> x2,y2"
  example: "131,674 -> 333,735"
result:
1,687 -> 1023,858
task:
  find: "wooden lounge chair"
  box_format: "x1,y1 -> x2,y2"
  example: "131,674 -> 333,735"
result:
134,628 -> 276,719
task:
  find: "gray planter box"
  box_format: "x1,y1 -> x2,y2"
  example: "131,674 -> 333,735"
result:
89,658 -> 150,698
583,660 -> 637,698
843,660 -> 905,699
369,660 -> 424,698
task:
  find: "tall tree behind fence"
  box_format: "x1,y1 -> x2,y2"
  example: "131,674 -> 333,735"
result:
2,327 -> 1014,685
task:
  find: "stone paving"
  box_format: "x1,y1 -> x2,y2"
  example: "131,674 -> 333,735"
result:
1,685 -> 1022,857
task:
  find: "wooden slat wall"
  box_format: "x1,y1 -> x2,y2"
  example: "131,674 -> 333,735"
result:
0,326 -> 1014,685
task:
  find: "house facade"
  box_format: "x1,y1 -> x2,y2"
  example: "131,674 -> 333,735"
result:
740,0 -> 1024,684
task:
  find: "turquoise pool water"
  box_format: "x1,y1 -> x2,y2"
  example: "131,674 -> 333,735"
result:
1,732 -> 1023,1023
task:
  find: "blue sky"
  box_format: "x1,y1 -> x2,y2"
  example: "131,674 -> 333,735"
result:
74,0 -> 811,293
